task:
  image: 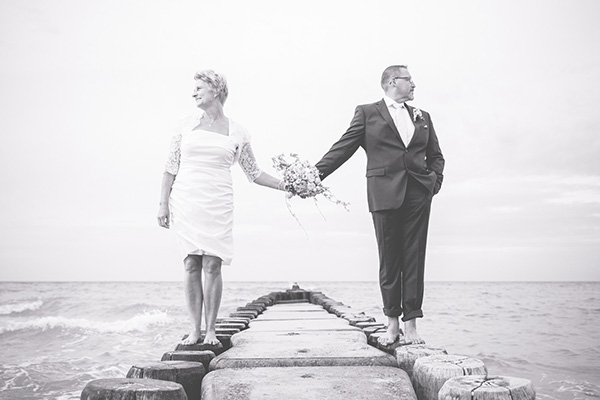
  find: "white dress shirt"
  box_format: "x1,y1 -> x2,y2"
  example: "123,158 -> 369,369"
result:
384,96 -> 415,146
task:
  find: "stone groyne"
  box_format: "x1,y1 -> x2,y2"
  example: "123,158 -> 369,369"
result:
81,284 -> 536,400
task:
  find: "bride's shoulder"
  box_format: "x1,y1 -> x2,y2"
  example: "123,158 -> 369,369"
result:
229,119 -> 251,143
172,115 -> 199,135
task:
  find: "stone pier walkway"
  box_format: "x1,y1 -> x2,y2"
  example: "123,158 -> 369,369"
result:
82,286 -> 534,400
201,295 -> 417,399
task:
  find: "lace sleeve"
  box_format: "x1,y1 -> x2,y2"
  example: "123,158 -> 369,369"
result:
164,133 -> 182,175
238,142 -> 263,182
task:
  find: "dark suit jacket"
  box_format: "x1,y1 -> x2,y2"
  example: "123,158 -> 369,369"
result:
315,99 -> 445,212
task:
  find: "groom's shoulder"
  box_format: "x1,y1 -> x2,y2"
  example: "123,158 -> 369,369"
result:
356,100 -> 383,110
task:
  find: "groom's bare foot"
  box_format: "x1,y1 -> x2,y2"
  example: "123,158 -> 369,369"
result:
400,318 -> 425,345
181,330 -> 201,345
202,330 -> 221,346
378,317 -> 401,346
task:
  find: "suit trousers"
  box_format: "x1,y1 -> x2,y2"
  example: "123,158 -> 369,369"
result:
371,176 -> 432,321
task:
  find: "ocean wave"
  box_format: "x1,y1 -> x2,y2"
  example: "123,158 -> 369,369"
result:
0,310 -> 170,334
0,300 -> 43,315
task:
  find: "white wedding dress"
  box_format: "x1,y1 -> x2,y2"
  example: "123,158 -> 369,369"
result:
164,115 -> 262,264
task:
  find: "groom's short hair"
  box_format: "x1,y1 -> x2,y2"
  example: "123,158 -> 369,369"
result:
381,65 -> 408,89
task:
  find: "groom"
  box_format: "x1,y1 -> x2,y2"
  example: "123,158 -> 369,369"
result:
315,65 -> 445,345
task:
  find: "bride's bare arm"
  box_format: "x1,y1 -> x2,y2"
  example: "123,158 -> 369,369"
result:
158,133 -> 181,228
157,172 -> 176,228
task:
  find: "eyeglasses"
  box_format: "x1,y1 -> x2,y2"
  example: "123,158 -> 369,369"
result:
390,76 -> 413,84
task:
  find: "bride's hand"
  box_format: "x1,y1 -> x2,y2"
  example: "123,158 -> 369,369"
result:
157,204 -> 170,228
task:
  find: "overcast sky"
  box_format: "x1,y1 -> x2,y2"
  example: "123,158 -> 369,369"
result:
1,0 -> 599,282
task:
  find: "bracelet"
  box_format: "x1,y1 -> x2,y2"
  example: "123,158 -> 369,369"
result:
277,180 -> 286,191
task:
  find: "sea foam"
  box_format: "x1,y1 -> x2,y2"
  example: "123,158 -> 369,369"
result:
0,300 -> 43,315
0,310 -> 170,334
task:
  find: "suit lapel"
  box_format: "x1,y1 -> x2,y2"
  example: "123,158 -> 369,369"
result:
375,100 -> 406,147
406,104 -> 423,147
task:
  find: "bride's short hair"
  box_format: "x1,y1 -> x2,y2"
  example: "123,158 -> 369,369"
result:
194,70 -> 229,104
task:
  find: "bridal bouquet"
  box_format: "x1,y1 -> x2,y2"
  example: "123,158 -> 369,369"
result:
272,153 -> 350,210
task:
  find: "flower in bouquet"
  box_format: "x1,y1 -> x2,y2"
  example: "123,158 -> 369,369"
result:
272,154 -> 350,234
272,153 -> 349,208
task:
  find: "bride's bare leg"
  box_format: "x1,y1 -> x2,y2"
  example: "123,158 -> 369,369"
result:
202,255 -> 223,345
181,255 -> 203,345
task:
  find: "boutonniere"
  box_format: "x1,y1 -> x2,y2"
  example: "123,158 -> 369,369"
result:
412,108 -> 424,122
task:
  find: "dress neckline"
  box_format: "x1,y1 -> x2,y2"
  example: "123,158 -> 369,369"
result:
192,116 -> 230,137
192,128 -> 229,137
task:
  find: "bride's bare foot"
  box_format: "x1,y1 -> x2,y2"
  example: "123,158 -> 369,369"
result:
202,330 -> 221,346
400,318 -> 425,345
377,316 -> 401,346
181,330 -> 201,345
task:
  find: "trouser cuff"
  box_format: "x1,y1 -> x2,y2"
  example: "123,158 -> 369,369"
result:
401,310 -> 423,322
383,307 -> 403,317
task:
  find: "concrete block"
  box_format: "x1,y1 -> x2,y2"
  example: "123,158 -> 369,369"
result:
252,311 -> 338,321
175,339 -> 227,355
126,361 -> 204,400
394,344 -> 447,379
412,354 -> 487,400
81,378 -> 186,400
329,305 -> 354,316
235,308 -> 261,317
201,366 -> 416,400
210,330 -> 397,370
344,315 -> 377,326
275,299 -> 310,304
215,322 -> 246,331
355,322 -> 385,330
439,375 -> 535,400
229,312 -> 257,319
216,317 -> 250,326
247,318 -> 359,332
262,303 -> 325,312
161,350 -> 215,374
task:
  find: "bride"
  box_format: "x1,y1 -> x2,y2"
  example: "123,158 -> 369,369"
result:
157,69 -> 285,345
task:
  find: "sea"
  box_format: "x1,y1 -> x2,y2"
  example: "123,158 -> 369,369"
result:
0,281 -> 598,399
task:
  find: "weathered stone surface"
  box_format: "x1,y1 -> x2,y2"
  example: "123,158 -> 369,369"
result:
320,300 -> 345,312
275,299 -> 310,305
413,354 -> 487,400
329,305 -> 354,316
247,318 -> 360,332
283,289 -> 311,301
126,361 -> 204,400
251,311 -> 337,321
201,366 -> 416,400
261,303 -> 325,312
344,315 -> 377,326
210,330 -> 397,370
161,350 -> 215,374
215,322 -> 246,331
175,339 -> 227,355
394,344 -> 448,379
214,328 -> 240,335
439,375 -> 535,400
355,321 -> 385,329
254,296 -> 275,306
230,311 -> 258,319
216,317 -> 250,326
81,378 -> 186,400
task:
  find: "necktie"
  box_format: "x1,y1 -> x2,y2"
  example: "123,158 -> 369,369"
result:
392,103 -> 409,145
